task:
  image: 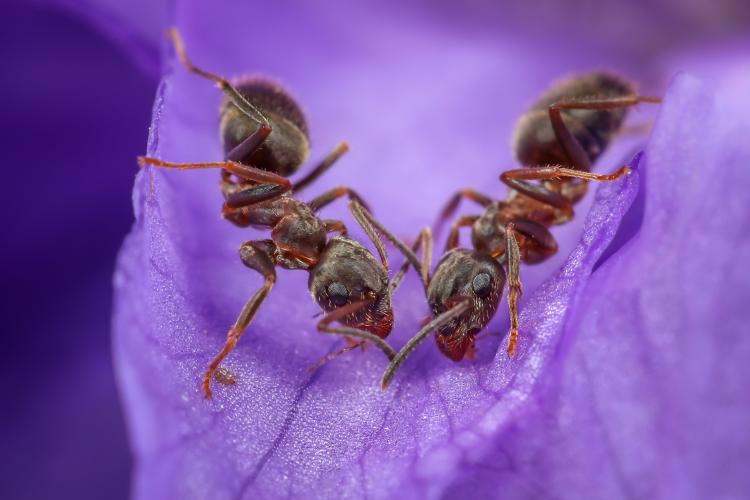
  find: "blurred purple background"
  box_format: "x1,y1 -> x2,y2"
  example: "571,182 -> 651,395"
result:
3,0 -> 750,499
1,2 -> 156,498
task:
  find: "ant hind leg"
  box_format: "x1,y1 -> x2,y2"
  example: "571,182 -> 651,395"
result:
499,165 -> 630,215
549,95 -> 661,171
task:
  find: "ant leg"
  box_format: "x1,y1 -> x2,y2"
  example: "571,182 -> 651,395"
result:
435,189 -> 493,236
381,299 -> 471,390
504,223 -> 523,357
293,142 -> 350,193
446,214 -> 480,252
167,28 -> 269,126
138,157 -> 291,188
202,240 -> 277,399
307,340 -> 367,373
225,124 -> 272,162
137,156 -> 292,209
307,186 -> 370,213
316,299 -> 397,360
499,165 -> 630,214
224,183 -> 289,209
349,201 -> 424,284
322,219 -> 347,235
549,95 -> 661,171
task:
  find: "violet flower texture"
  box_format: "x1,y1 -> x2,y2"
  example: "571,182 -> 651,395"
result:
101,1 -> 750,498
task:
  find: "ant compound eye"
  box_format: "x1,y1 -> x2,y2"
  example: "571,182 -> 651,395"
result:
327,282 -> 350,307
472,272 -> 492,298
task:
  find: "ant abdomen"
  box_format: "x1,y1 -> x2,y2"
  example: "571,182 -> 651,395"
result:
511,72 -> 635,170
220,77 -> 310,176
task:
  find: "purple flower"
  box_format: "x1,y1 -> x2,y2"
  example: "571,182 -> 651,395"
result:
104,1 -> 750,498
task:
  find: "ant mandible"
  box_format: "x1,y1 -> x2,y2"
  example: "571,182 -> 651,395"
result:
381,72 -> 660,389
139,29 -> 422,398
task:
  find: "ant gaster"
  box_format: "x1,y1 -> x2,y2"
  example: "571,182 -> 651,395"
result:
139,29 -> 422,398
381,72 -> 660,389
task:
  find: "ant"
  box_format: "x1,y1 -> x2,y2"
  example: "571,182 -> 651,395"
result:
381,72 -> 661,389
139,28 -> 422,398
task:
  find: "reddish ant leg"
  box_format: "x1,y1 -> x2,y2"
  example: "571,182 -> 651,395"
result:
504,223 -> 523,357
311,299 -> 398,371
137,157 -> 292,189
202,240 -> 277,399
307,340 -> 367,373
499,165 -> 631,215
138,156 -> 294,210
549,95 -> 661,171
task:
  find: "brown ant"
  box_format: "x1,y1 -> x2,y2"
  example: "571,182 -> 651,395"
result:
139,29 -> 422,398
381,72 -> 660,389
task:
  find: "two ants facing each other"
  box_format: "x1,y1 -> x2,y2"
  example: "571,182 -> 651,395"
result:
138,28 -> 660,397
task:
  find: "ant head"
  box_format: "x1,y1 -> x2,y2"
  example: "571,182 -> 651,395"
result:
309,237 -> 393,338
221,77 -> 310,176
427,249 -> 505,360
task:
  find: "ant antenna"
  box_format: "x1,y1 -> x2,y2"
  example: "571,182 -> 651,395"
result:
166,27 -> 270,127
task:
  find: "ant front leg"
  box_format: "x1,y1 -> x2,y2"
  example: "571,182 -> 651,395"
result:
202,240 -> 278,399
310,299 -> 398,373
138,157 -> 291,191
293,142 -> 350,194
549,95 -> 661,171
504,223 -> 522,357
499,165 -> 630,215
307,340 -> 368,373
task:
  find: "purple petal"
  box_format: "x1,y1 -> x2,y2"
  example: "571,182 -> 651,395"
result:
110,3 -> 750,500
114,108 -> 638,499
545,75 -> 750,499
